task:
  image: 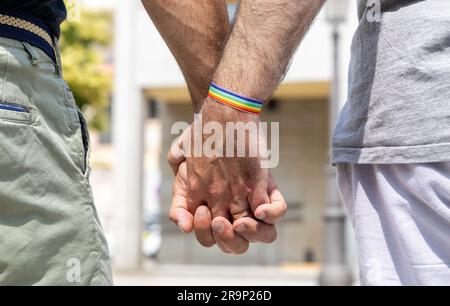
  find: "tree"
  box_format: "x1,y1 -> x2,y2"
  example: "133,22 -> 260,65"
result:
60,9 -> 113,131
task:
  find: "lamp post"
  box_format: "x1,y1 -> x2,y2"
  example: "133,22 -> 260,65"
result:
319,0 -> 353,286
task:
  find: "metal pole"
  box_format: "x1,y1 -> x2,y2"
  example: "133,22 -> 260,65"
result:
319,25 -> 353,286
112,0 -> 144,270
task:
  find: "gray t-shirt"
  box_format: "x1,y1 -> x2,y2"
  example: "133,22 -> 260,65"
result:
332,0 -> 450,164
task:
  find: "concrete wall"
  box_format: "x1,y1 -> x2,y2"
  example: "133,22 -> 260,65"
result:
157,98 -> 329,265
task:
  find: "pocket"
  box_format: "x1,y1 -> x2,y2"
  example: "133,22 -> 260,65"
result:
77,108 -> 91,177
0,45 -> 38,125
0,101 -> 36,124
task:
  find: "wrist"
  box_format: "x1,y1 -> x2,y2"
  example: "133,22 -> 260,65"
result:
207,82 -> 264,115
201,97 -> 259,124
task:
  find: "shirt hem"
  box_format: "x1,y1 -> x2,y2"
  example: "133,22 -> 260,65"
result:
332,142 -> 450,164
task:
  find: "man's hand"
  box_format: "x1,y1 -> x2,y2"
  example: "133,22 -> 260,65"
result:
168,124 -> 287,254
148,0 -> 324,254
188,98 -> 272,221
174,0 -> 324,253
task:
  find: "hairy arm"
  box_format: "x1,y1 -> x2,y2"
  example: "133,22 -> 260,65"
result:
142,0 -> 286,254
141,0 -> 231,112
212,0 -> 325,103
185,0 -> 324,253
199,0 -> 325,182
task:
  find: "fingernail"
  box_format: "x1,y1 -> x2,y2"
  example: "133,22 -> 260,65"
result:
258,212 -> 266,221
235,224 -> 247,233
196,208 -> 207,217
212,222 -> 225,234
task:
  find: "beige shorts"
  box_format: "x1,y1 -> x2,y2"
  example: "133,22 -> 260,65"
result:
0,36 -> 112,285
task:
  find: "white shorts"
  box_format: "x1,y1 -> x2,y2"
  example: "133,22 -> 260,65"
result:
337,163 -> 450,286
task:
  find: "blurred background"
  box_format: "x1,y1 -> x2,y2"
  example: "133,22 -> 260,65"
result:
64,0 -> 360,286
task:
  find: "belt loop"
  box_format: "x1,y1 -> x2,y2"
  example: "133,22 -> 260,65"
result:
52,36 -> 62,76
21,42 -> 39,66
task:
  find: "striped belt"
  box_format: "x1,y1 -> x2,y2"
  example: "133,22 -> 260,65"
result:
0,13 -> 56,61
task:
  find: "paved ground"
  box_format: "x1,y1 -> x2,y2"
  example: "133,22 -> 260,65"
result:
113,263 -> 320,286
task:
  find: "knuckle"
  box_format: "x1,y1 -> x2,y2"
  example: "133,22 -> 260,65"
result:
188,177 -> 200,192
207,190 -> 222,202
206,183 -> 227,201
230,205 -> 250,218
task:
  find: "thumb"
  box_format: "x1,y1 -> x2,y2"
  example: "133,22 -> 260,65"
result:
247,178 -> 270,214
169,162 -> 194,233
167,125 -> 191,175
167,135 -> 185,175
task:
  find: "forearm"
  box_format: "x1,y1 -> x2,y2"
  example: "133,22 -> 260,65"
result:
142,0 -> 230,112
213,0 -> 325,103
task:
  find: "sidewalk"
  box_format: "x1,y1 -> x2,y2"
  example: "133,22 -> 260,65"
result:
113,263 -> 320,286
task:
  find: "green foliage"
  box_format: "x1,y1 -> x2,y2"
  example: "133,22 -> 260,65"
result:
60,9 -> 113,131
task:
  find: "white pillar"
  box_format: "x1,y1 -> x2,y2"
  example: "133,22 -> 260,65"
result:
112,0 -> 144,270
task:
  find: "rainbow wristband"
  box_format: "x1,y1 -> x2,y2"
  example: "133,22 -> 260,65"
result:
208,82 -> 263,115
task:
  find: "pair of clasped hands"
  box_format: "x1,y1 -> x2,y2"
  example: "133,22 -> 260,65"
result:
167,98 -> 287,254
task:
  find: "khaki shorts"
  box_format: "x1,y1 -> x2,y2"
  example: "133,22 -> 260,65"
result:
0,36 -> 112,285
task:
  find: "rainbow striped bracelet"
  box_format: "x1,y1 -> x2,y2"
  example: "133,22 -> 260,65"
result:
208,82 -> 263,115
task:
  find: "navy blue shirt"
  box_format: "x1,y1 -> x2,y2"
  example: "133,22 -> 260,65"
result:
0,0 -> 67,37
